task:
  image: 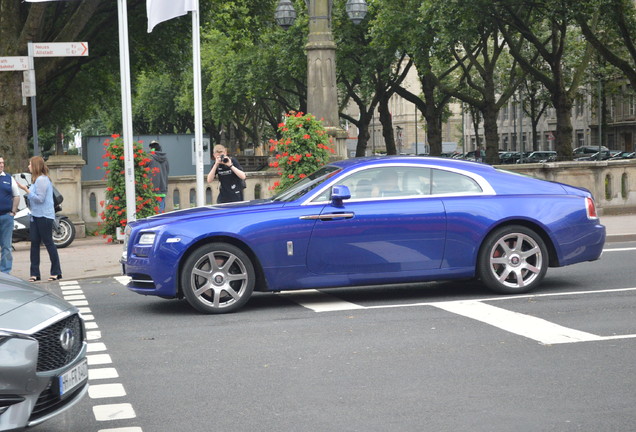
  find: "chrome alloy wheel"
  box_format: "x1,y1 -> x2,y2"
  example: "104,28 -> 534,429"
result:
182,243 -> 255,314
487,231 -> 544,289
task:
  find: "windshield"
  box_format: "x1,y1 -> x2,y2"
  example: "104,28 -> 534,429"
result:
272,166 -> 342,202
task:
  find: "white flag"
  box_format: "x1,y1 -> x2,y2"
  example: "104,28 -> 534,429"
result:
147,0 -> 197,33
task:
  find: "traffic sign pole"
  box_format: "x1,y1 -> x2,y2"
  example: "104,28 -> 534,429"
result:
27,42 -> 40,156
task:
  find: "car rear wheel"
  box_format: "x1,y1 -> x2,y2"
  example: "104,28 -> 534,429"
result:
181,243 -> 255,314
478,225 -> 548,294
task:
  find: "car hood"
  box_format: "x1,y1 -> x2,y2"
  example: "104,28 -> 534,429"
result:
130,199 -> 286,228
0,273 -> 75,333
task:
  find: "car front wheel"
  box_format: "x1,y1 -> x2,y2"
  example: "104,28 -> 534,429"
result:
181,243 -> 255,314
478,225 -> 548,294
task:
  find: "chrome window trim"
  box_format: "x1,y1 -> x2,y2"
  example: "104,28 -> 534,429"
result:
300,162 -> 496,206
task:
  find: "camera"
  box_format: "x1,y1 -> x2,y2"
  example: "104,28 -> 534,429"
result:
220,154 -> 230,163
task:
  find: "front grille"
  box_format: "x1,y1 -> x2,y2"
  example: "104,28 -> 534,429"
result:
32,314 -> 84,372
31,380 -> 87,421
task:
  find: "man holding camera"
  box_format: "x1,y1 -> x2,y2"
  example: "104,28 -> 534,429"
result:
207,144 -> 247,203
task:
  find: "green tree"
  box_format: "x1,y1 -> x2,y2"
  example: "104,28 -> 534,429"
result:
424,0 -> 524,164
575,0 -> 636,91
489,0 -> 595,159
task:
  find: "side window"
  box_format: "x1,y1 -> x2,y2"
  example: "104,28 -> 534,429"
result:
431,169 -> 482,194
312,166 -> 433,202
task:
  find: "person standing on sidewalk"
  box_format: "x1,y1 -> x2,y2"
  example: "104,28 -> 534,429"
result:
0,157 -> 20,274
207,144 -> 246,203
17,156 -> 62,282
149,140 -> 169,212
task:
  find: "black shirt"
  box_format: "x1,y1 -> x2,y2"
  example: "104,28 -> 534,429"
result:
215,157 -> 244,203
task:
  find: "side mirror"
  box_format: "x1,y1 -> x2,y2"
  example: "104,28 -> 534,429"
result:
330,185 -> 351,206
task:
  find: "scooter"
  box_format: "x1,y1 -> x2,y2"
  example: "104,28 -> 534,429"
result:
12,174 -> 76,249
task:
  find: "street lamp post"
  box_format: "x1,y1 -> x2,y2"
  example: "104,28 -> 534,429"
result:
275,0 -> 368,158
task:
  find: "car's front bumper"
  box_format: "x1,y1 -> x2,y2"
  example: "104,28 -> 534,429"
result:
0,338 -> 88,431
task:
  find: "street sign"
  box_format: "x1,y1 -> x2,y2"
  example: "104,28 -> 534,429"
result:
22,70 -> 36,97
32,42 -> 88,57
0,56 -> 29,71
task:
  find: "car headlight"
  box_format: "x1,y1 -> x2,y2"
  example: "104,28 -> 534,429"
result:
138,232 -> 156,245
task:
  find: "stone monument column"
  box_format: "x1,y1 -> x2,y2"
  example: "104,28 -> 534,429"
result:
46,155 -> 86,238
306,0 -> 348,159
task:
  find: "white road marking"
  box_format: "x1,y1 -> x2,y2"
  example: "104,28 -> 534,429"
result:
93,404 -> 136,421
64,294 -> 86,301
603,247 -> 636,252
87,354 -> 112,366
89,383 -> 127,399
87,330 -> 102,340
69,281 -> 142,430
114,276 -> 131,285
87,342 -> 107,352
99,427 -> 143,432
69,299 -> 89,306
433,300 -> 602,345
89,368 -> 120,381
279,289 -> 365,312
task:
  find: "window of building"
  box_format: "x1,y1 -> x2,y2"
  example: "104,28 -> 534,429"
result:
173,189 -> 180,210
577,130 -> 585,147
189,188 -> 196,207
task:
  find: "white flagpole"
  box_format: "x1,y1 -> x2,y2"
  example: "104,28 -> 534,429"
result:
192,1 -> 205,207
117,0 -> 137,222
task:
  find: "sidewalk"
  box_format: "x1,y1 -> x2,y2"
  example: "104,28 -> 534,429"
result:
11,236 -> 124,282
7,213 -> 636,283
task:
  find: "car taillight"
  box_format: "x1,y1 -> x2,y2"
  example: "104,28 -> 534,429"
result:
586,197 -> 598,219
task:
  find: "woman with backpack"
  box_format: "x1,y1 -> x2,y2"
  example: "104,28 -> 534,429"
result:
17,156 -> 62,282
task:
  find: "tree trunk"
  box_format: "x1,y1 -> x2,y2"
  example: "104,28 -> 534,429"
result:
553,89 -> 574,160
0,72 -> 30,173
355,111 -> 373,157
378,98 -> 396,155
482,106 -> 501,164
422,80 -> 442,156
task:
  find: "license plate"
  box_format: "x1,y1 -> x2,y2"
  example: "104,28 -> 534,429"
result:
59,359 -> 88,396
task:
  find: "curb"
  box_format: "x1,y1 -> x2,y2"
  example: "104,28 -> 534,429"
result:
606,234 -> 636,243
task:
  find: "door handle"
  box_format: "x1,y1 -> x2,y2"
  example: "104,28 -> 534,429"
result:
300,212 -> 355,221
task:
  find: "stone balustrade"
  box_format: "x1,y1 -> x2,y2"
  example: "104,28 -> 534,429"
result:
44,155 -> 635,236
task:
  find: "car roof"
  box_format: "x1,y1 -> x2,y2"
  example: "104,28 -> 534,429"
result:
330,155 -> 494,173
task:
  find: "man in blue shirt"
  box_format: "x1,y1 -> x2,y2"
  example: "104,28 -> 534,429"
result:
0,157 -> 20,274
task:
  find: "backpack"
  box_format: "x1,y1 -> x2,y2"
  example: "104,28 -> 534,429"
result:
52,184 -> 64,212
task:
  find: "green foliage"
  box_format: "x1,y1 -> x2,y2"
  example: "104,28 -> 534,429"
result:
96,135 -> 159,240
268,112 -> 335,192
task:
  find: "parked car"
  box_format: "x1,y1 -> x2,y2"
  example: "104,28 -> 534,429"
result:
122,156 -> 606,314
461,149 -> 486,161
0,273 -> 88,431
575,150 -> 612,161
573,145 -> 610,159
498,151 -> 522,164
518,151 -> 557,163
609,151 -> 636,160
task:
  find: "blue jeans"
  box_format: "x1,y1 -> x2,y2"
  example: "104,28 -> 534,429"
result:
30,216 -> 62,278
0,213 -> 13,273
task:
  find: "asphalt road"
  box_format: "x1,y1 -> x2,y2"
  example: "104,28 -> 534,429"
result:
30,241 -> 636,432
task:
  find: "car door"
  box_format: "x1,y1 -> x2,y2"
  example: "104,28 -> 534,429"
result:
305,166 -> 447,275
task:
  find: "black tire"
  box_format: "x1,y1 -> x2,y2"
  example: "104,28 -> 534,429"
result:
477,225 -> 548,294
180,243 -> 255,314
53,218 -> 76,248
